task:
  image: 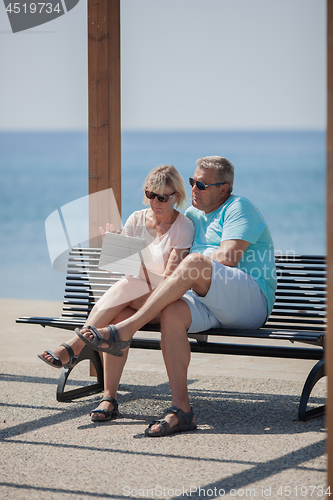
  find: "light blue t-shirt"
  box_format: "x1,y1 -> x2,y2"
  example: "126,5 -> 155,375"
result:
185,195 -> 277,317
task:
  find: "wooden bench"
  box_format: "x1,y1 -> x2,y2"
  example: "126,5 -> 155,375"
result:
16,248 -> 326,421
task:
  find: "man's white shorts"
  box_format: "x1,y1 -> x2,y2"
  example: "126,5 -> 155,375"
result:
181,260 -> 268,334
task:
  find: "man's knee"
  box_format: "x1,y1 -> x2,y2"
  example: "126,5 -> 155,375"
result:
160,300 -> 191,333
160,302 -> 183,326
182,252 -> 209,267
178,253 -> 212,281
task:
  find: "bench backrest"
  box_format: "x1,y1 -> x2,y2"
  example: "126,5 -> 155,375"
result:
62,248 -> 326,333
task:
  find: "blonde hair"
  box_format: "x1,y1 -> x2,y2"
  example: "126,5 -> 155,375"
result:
143,165 -> 187,209
196,156 -> 234,193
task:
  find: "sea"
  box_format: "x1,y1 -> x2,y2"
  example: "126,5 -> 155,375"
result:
0,130 -> 326,301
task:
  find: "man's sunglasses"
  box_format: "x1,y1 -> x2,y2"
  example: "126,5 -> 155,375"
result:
189,178 -> 225,191
145,190 -> 176,203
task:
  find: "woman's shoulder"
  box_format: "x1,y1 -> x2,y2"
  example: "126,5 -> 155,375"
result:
132,208 -> 147,217
177,211 -> 195,227
172,212 -> 195,239
167,211 -> 194,247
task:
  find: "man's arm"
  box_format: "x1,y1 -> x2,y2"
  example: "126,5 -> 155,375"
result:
208,239 -> 249,267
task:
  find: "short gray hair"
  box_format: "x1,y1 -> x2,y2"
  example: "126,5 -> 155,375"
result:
196,156 -> 234,193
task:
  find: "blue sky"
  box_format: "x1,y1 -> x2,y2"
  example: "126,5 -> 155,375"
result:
0,0 -> 326,131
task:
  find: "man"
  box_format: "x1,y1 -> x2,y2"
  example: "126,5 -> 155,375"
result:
77,156 -> 277,436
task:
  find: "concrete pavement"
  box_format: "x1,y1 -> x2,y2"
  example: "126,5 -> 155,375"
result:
0,298 -> 327,500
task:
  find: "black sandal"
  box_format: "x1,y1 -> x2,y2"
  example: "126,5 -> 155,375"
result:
38,343 -> 78,369
75,325 -> 131,357
90,397 -> 119,422
145,406 -> 197,437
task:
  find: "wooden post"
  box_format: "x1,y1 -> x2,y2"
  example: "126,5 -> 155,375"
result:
327,0 -> 333,489
88,0 -> 121,247
87,0 -> 121,376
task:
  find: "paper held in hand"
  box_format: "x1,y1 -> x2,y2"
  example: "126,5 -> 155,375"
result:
98,232 -> 147,276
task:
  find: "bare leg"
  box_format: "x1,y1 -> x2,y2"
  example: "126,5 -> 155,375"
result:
81,253 -> 213,346
149,300 -> 194,432
39,277 -> 151,365
92,299 -> 162,417
91,307 -> 134,417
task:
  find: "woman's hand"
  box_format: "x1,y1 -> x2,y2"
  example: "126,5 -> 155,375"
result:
99,223 -> 121,237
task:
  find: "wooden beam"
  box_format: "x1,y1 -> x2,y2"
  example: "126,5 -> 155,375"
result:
88,0 -> 121,246
327,0 -> 333,489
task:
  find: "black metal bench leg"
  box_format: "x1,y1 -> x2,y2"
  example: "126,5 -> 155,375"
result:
56,346 -> 104,402
298,358 -> 325,421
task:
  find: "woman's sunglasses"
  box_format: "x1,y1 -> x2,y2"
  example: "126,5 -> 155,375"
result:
189,177 -> 225,191
145,190 -> 176,203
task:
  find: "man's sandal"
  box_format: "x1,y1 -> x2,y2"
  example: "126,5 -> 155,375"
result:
75,325 -> 131,357
38,343 -> 78,369
145,406 -> 197,437
90,397 -> 119,422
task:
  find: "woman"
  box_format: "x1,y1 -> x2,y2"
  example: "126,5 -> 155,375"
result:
38,165 -> 194,422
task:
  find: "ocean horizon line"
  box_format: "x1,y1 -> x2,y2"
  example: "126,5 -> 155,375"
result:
0,128 -> 326,135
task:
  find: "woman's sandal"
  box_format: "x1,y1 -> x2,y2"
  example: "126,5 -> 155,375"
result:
75,325 -> 131,357
145,406 -> 197,437
90,397 -> 119,422
38,343 -> 78,369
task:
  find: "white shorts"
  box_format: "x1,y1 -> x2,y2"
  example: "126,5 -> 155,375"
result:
181,260 -> 268,334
